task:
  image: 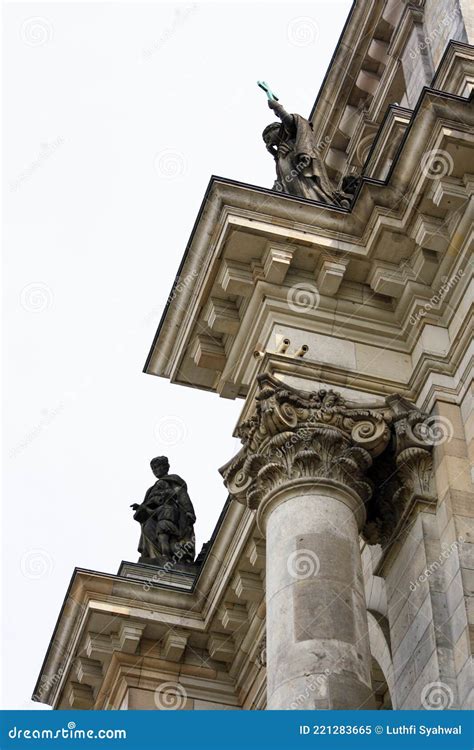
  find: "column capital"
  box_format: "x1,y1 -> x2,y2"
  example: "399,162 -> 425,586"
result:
220,374 -> 392,521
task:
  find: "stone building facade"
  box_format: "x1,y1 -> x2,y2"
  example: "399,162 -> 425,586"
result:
34,0 -> 473,710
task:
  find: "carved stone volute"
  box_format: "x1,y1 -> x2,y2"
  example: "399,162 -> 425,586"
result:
221,378 -> 436,549
220,374 -> 392,520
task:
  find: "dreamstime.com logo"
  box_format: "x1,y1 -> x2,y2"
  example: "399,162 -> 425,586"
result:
420,149 -> 454,180
409,269 -> 464,325
10,138 -> 64,192
287,282 -> 320,313
290,669 -> 330,709
287,17 -> 319,47
409,536 -> 464,591
153,149 -> 187,180
8,722 -> 126,741
154,415 -> 188,447
142,540 -> 194,591
417,415 -> 454,446
287,549 -> 320,579
154,682 -> 188,709
20,16 -> 53,46
408,7 -> 460,60
421,681 -> 454,710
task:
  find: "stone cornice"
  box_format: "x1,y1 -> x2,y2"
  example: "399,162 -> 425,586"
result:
144,85 -> 472,410
33,496 -> 264,708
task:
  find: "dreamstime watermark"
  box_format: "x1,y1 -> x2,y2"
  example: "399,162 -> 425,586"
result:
154,415 -> 188,446
154,681 -> 188,709
10,399 -> 74,459
287,282 -> 320,313
273,153 -> 312,193
290,669 -> 330,709
287,17 -> 319,47
421,681 -> 454,710
287,549 -> 320,579
167,269 -> 199,303
420,148 -> 454,180
20,549 -> 54,580
20,282 -> 53,313
32,667 -> 64,702
409,268 -> 464,325
118,269 -> 200,351
9,381 -> 90,459
10,137 -> 64,192
20,16 -> 53,46
142,540 -> 195,591
417,415 -> 454,446
142,4 -> 198,60
409,536 -> 464,591
409,7 -> 459,60
8,723 -> 126,740
153,149 -> 187,180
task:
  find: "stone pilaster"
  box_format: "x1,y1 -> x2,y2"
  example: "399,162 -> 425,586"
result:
221,374 -> 392,709
363,395 -> 437,548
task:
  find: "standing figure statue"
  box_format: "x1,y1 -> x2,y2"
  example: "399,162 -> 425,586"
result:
131,456 -> 196,565
259,84 -> 342,205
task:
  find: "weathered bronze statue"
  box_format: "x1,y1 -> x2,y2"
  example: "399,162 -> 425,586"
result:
258,82 -> 346,205
262,98 -> 340,204
131,456 -> 196,566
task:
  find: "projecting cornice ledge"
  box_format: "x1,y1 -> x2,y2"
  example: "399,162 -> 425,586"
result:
144,86 -> 472,410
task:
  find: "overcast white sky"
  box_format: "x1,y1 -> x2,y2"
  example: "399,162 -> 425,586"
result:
3,0 -> 352,709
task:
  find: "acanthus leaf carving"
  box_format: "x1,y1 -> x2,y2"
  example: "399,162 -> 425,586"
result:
222,377 -> 436,550
221,375 -> 392,513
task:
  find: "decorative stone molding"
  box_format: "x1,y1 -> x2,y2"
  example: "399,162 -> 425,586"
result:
367,259 -> 420,298
192,334 -> 226,371
205,298 -> 240,335
219,603 -> 248,632
117,623 -> 145,654
255,636 -> 266,669
85,622 -> 145,662
85,632 -> 120,660
217,259 -> 254,297
207,634 -> 235,663
74,657 -> 103,689
246,538 -> 265,571
316,257 -> 348,296
262,244 -> 293,284
67,682 -> 94,709
162,629 -> 188,662
231,571 -> 263,603
412,215 -> 449,253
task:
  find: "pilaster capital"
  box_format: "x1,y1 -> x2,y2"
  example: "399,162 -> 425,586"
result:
363,395 -> 436,545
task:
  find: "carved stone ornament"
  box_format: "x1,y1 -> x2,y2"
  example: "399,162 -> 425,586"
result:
220,377 -> 436,548
220,374 -> 391,513
255,636 -> 267,669
363,395 -> 436,546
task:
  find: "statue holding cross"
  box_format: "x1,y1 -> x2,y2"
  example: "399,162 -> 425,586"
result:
258,81 -> 345,206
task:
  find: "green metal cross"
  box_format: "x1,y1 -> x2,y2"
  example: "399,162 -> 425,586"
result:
257,81 -> 279,102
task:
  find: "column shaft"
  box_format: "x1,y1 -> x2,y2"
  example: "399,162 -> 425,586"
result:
263,482 -> 374,710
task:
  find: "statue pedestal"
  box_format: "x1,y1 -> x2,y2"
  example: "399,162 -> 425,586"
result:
118,560 -> 199,590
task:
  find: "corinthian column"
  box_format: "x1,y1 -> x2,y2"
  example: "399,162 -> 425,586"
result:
221,374 -> 391,710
